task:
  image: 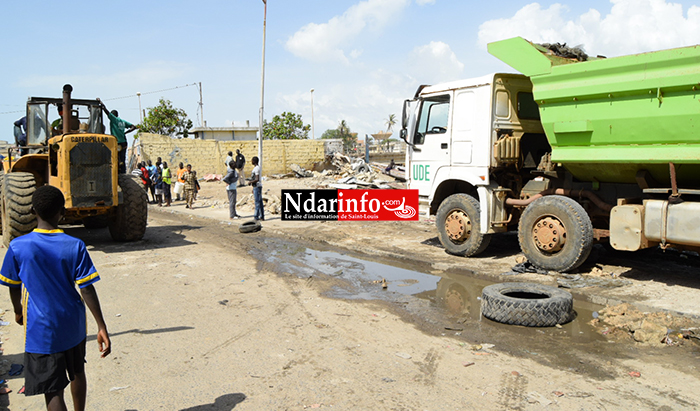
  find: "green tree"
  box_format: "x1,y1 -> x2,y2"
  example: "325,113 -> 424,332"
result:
262,112 -> 310,140
337,120 -> 356,154
385,113 -> 396,132
140,98 -> 193,138
320,129 -> 339,139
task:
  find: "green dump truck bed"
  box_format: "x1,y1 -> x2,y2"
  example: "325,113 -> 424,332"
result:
488,37 -> 700,186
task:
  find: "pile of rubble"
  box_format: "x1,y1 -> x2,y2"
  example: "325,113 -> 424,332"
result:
269,152 -> 405,190
236,192 -> 281,215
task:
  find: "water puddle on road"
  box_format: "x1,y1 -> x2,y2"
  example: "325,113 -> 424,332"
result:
256,240 -> 608,347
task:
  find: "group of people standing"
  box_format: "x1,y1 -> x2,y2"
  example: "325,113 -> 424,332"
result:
132,159 -> 199,209
222,150 -> 263,221
131,149 -> 264,221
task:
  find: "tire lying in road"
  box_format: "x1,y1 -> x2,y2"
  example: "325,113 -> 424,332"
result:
239,221 -> 262,233
481,282 -> 574,327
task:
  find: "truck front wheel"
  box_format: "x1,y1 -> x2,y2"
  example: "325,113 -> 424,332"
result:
518,195 -> 593,272
436,194 -> 491,257
108,175 -> 148,242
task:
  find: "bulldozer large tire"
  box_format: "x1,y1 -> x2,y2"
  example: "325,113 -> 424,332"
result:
108,174 -> 148,242
2,172 -> 37,246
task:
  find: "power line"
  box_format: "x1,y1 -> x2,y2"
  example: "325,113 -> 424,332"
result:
2,83 -> 199,116
103,83 -> 199,101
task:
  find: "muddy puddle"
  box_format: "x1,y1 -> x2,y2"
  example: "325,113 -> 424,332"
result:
254,239 -> 607,340
249,237 -> 700,379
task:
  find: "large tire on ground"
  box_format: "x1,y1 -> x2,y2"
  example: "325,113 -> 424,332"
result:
518,195 -> 593,272
436,193 -> 491,257
481,282 -> 574,327
108,175 -> 148,242
1,172 -> 37,246
239,221 -> 262,233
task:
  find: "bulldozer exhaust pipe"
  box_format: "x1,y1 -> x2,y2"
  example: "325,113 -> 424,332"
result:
62,84 -> 73,135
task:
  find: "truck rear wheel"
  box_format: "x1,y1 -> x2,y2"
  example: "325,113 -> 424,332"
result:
1,172 -> 37,246
436,194 -> 490,257
108,175 -> 148,242
518,195 -> 593,272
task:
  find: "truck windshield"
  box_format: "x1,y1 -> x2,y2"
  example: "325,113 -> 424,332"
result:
414,95 -> 450,145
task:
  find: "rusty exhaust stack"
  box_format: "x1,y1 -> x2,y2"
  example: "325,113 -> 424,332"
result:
62,84 -> 73,135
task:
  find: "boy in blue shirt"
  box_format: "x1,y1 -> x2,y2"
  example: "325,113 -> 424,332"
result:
0,185 -> 111,411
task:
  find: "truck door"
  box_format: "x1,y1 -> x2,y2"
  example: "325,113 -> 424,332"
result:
409,93 -> 451,196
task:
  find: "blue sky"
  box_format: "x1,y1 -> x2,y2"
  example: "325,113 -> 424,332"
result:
2,0 -> 699,143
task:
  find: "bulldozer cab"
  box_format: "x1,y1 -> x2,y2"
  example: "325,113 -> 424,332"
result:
26,98 -> 104,147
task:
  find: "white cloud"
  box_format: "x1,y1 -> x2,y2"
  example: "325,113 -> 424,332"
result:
275,69 -> 415,136
407,41 -> 464,83
478,0 -> 700,57
285,0 -> 411,64
416,0 -> 436,5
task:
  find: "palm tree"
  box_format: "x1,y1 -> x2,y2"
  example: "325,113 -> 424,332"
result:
385,114 -> 396,132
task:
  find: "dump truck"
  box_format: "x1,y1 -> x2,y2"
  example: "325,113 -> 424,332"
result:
1,84 -> 147,245
400,37 -> 700,272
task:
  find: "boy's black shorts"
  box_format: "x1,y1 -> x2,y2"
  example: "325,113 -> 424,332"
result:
24,339 -> 86,396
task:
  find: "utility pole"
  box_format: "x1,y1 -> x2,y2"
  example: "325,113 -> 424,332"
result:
137,92 -> 143,123
198,82 -> 204,127
259,0 -> 267,173
310,88 -> 315,139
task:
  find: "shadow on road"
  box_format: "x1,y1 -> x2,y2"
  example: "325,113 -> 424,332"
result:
179,393 -> 247,410
87,326 -> 195,342
62,224 -> 202,254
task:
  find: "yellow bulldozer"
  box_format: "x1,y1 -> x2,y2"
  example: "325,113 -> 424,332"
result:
1,84 -> 147,245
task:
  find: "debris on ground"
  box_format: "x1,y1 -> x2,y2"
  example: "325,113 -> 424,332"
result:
590,303 -> 700,345
500,261 -> 549,276
265,152 -> 405,189
202,174 -> 223,182
290,163 -> 314,178
235,191 -> 282,215
557,273 -> 631,289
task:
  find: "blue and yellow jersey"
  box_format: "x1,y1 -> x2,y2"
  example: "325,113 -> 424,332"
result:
0,229 -> 100,354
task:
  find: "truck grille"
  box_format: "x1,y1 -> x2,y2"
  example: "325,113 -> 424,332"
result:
69,143 -> 113,207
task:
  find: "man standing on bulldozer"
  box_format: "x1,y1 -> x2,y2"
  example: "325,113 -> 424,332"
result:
98,100 -> 138,174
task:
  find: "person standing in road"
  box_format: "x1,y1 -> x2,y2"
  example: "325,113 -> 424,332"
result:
235,149 -> 246,187
99,102 -> 138,174
153,163 -> 163,206
223,161 -> 240,219
145,160 -> 157,203
249,156 -> 264,221
162,161 -> 172,207
175,162 -> 186,201
183,164 -> 197,209
224,151 -> 233,169
0,185 -> 111,411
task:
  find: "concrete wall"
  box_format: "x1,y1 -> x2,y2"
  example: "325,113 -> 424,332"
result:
137,133 -> 340,176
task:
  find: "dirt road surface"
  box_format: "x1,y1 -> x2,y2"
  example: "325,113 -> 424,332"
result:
0,178 -> 698,410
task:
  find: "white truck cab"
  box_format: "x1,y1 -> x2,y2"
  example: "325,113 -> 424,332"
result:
401,73 -> 549,260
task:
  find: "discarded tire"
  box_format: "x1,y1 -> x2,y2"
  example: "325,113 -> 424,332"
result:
239,221 -> 262,233
481,282 -> 574,327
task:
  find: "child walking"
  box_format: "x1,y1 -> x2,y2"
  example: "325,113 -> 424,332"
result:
0,185 -> 111,411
